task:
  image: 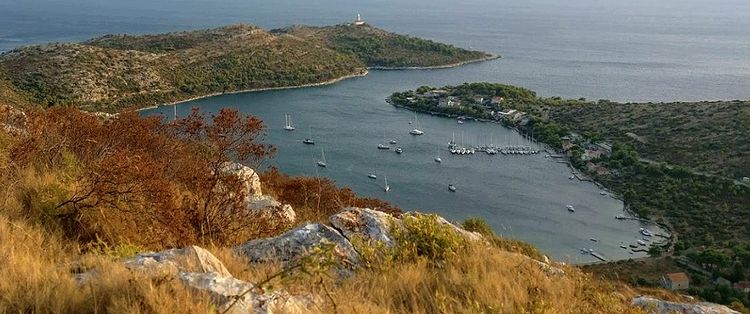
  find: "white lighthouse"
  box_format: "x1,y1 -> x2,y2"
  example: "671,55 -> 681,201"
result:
354,13 -> 365,26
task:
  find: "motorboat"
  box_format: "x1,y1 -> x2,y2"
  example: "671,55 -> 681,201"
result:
566,204 -> 575,212
395,147 -> 403,154
368,173 -> 377,179
448,184 -> 457,192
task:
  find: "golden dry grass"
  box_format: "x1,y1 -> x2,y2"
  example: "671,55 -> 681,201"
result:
0,215 -> 214,313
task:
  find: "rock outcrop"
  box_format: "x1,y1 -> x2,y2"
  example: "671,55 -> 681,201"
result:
632,296 -> 740,314
123,245 -> 232,277
234,223 -> 360,267
248,195 -> 296,227
329,207 -> 398,246
222,162 -> 263,197
0,104 -> 27,135
76,245 -> 312,313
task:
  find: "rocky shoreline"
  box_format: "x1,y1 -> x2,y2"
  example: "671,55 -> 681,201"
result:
368,54 -> 500,70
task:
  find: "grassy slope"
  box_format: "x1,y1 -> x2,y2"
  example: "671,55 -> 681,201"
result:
274,24 -> 494,68
0,25 -> 366,112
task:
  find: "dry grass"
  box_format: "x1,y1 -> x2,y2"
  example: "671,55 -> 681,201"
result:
0,215 -> 214,313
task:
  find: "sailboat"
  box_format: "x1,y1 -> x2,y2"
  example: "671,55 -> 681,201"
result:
409,112 -> 424,135
283,114 -> 295,131
384,175 -> 390,192
303,127 -> 315,145
317,148 -> 327,167
434,146 -> 442,163
377,131 -> 390,149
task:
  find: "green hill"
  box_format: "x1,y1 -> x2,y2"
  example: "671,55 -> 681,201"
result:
0,23 -> 496,113
0,25 -> 366,112
273,24 -> 496,68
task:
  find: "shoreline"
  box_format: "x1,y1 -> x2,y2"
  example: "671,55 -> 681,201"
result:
368,54 -> 500,71
136,54 -> 500,112
136,70 -> 370,112
389,100 -> 675,263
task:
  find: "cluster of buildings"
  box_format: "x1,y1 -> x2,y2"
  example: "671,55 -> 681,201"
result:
661,271 -> 750,293
414,89 -> 527,123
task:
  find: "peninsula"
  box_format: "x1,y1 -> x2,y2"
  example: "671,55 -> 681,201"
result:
0,21 -> 494,113
389,83 -> 750,309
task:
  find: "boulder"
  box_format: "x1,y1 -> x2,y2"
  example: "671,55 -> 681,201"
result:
178,272 -> 311,314
123,245 -> 232,277
234,223 -> 360,267
179,271 -> 256,314
248,195 -> 296,227
222,162 -> 262,197
632,296 -> 740,314
329,207 -> 397,245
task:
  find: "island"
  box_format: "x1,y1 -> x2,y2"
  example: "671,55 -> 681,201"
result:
390,82 -> 750,307
0,19 -> 495,113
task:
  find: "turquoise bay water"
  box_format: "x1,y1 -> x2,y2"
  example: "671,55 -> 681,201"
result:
4,0 -> 749,261
144,70 -> 664,263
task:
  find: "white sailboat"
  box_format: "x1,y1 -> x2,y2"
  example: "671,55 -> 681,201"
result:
384,175 -> 390,192
283,114 -> 295,131
303,127 -> 315,144
317,148 -> 327,167
434,146 -> 442,163
409,112 -> 424,135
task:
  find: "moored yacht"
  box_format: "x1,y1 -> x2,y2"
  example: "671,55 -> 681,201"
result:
448,184 -> 457,192
317,148 -> 327,167
283,114 -> 295,131
566,204 -> 575,212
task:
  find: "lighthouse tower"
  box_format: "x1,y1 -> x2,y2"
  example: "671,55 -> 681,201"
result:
354,13 -> 365,26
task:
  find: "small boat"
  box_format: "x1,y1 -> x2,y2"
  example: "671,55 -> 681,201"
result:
389,140 -> 397,145
580,248 -> 589,254
409,112 -> 424,135
448,184 -> 457,192
395,147 -> 403,154
620,244 -> 628,249
377,144 -> 390,150
600,191 -> 607,196
637,240 -> 647,246
629,244 -> 638,248
589,238 -> 598,242
569,176 -> 575,180
566,204 -> 575,212
457,120 -> 464,124
615,214 -> 627,220
368,173 -> 377,179
317,148 -> 327,167
303,127 -> 314,144
384,175 -> 390,192
641,237 -> 650,242
640,228 -> 653,237
435,146 -> 442,163
283,114 -> 295,131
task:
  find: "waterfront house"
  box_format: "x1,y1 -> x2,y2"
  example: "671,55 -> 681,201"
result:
735,281 -> 750,293
662,272 -> 690,290
491,96 -> 505,104
438,96 -> 459,108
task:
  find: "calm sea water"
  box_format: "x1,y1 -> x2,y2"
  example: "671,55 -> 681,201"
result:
3,0 -> 749,261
